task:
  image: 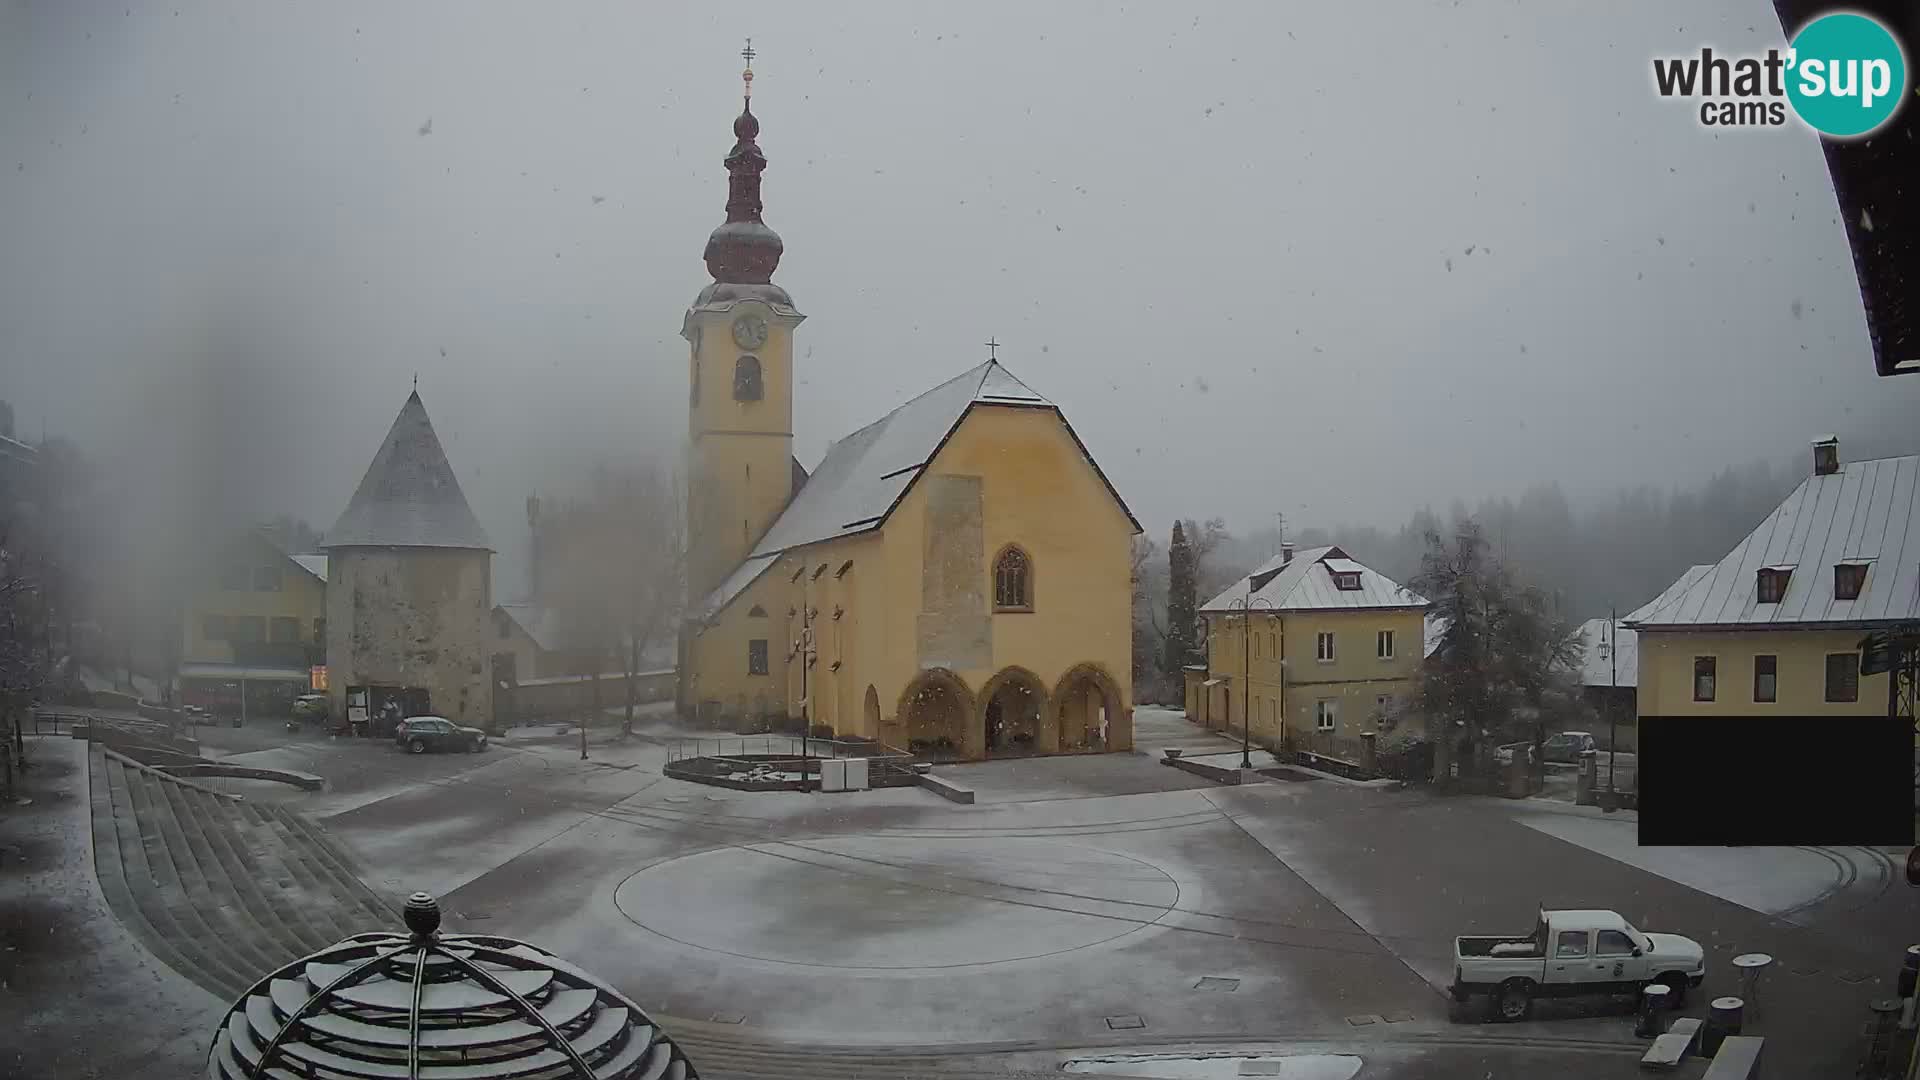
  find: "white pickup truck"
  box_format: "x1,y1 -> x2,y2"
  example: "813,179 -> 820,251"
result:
1451,908 -> 1706,1021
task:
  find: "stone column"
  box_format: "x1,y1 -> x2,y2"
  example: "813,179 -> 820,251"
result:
1360,730 -> 1378,774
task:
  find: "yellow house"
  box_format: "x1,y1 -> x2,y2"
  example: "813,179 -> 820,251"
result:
1626,438 -> 1917,719
1187,545 -> 1429,759
178,531 -> 327,713
677,76 -> 1139,759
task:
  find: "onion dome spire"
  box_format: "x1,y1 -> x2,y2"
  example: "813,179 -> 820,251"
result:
704,38 -> 783,285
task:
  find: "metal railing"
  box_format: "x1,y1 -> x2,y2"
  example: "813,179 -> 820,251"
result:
667,734 -> 921,784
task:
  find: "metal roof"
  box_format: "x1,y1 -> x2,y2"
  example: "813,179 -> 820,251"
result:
699,359 -> 1137,618
1570,618 -> 1637,689
323,392 -> 493,552
289,554 -> 328,583
206,892 -> 699,1079
1772,0 -> 1917,377
1200,546 -> 1428,614
1624,454 -> 1920,630
1621,564 -> 1715,625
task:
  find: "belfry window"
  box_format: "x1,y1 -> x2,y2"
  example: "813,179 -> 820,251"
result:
733,355 -> 763,401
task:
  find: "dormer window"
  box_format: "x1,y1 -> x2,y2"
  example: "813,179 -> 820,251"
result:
1834,561 -> 1870,600
1756,565 -> 1794,604
1323,557 -> 1366,592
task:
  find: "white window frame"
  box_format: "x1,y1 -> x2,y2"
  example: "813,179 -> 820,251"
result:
1316,631 -> 1335,663
1376,629 -> 1395,660
1314,699 -> 1336,732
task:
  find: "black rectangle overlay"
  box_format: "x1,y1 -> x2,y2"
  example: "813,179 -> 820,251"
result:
1638,715 -> 1914,846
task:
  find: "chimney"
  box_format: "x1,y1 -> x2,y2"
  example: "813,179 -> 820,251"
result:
1280,542 -> 1295,565
1812,435 -> 1840,476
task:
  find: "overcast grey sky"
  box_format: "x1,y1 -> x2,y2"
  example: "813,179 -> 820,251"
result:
4,1 -> 1916,590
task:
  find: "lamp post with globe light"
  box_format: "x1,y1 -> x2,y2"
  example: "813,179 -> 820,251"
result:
1226,589 -> 1274,770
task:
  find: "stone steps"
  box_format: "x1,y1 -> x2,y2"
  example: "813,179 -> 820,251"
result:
86,746 -> 397,1001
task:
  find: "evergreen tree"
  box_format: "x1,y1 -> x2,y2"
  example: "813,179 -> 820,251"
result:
1164,522 -> 1197,676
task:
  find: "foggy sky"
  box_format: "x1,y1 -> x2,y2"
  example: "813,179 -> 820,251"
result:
5,1 -> 1918,594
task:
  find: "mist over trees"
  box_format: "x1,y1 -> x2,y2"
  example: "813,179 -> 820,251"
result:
1128,428 -> 1920,699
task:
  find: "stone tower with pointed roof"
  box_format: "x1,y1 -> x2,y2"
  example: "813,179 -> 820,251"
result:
323,391 -> 495,731
678,53 -> 1140,757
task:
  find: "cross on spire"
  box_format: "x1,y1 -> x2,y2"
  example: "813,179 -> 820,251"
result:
984,337 -> 1000,361
741,38 -> 755,99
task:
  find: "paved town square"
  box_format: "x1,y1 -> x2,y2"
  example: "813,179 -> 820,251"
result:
5,706 -> 1889,1078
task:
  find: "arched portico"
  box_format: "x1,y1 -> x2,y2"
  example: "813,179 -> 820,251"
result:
1050,663 -> 1129,753
897,668 -> 977,760
978,667 -> 1050,756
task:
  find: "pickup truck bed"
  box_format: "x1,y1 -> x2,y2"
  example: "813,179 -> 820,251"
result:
1457,935 -> 1540,958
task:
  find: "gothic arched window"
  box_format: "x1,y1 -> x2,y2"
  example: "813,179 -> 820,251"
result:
993,545 -> 1032,612
733,355 -> 763,401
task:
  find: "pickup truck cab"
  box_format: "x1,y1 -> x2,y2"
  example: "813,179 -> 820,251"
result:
1452,908 -> 1705,1021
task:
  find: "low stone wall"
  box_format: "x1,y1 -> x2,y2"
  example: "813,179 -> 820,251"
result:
505,670 -> 675,721
1161,757 -> 1246,784
158,763 -> 324,791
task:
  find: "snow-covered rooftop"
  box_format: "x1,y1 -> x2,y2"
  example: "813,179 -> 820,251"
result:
699,359 -> 1135,618
1200,546 -> 1428,614
289,554 -> 328,583
1570,617 -> 1637,688
1624,453 -> 1920,630
323,392 -> 493,552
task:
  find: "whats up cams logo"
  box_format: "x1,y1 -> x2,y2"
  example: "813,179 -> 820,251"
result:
1653,11 -> 1909,137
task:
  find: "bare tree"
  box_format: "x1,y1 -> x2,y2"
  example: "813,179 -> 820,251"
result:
540,461 -> 684,735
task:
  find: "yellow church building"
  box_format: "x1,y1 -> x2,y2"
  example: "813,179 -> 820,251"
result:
677,61 -> 1139,760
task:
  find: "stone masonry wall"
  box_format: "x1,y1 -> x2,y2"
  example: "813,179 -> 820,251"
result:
326,548 -> 494,730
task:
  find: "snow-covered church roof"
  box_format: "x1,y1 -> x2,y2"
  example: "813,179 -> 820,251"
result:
699,359 -> 1136,619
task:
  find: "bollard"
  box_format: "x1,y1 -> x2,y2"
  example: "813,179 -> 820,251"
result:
1702,996 -> 1744,1055
1863,998 -> 1903,1078
1636,983 -> 1671,1038
1507,748 -> 1531,798
1898,945 -> 1920,1031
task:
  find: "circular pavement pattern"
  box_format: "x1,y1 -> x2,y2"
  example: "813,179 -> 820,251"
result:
614,834 -> 1180,970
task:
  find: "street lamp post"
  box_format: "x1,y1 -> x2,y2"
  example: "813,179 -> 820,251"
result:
1227,585 -> 1274,770
1607,607 -> 1618,795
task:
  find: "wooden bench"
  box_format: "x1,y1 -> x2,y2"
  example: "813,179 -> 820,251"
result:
1641,1017 -> 1703,1070
1700,1035 -> 1762,1079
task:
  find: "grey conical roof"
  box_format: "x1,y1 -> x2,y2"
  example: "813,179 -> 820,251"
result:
323,391 -> 492,551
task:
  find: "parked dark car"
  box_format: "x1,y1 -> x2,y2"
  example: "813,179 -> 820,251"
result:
1542,731 -> 1598,763
394,716 -> 489,754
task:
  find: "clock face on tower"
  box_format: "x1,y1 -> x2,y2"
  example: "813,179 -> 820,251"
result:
731,314 -> 769,350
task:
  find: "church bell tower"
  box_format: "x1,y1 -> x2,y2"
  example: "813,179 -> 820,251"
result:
682,41 -> 805,604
